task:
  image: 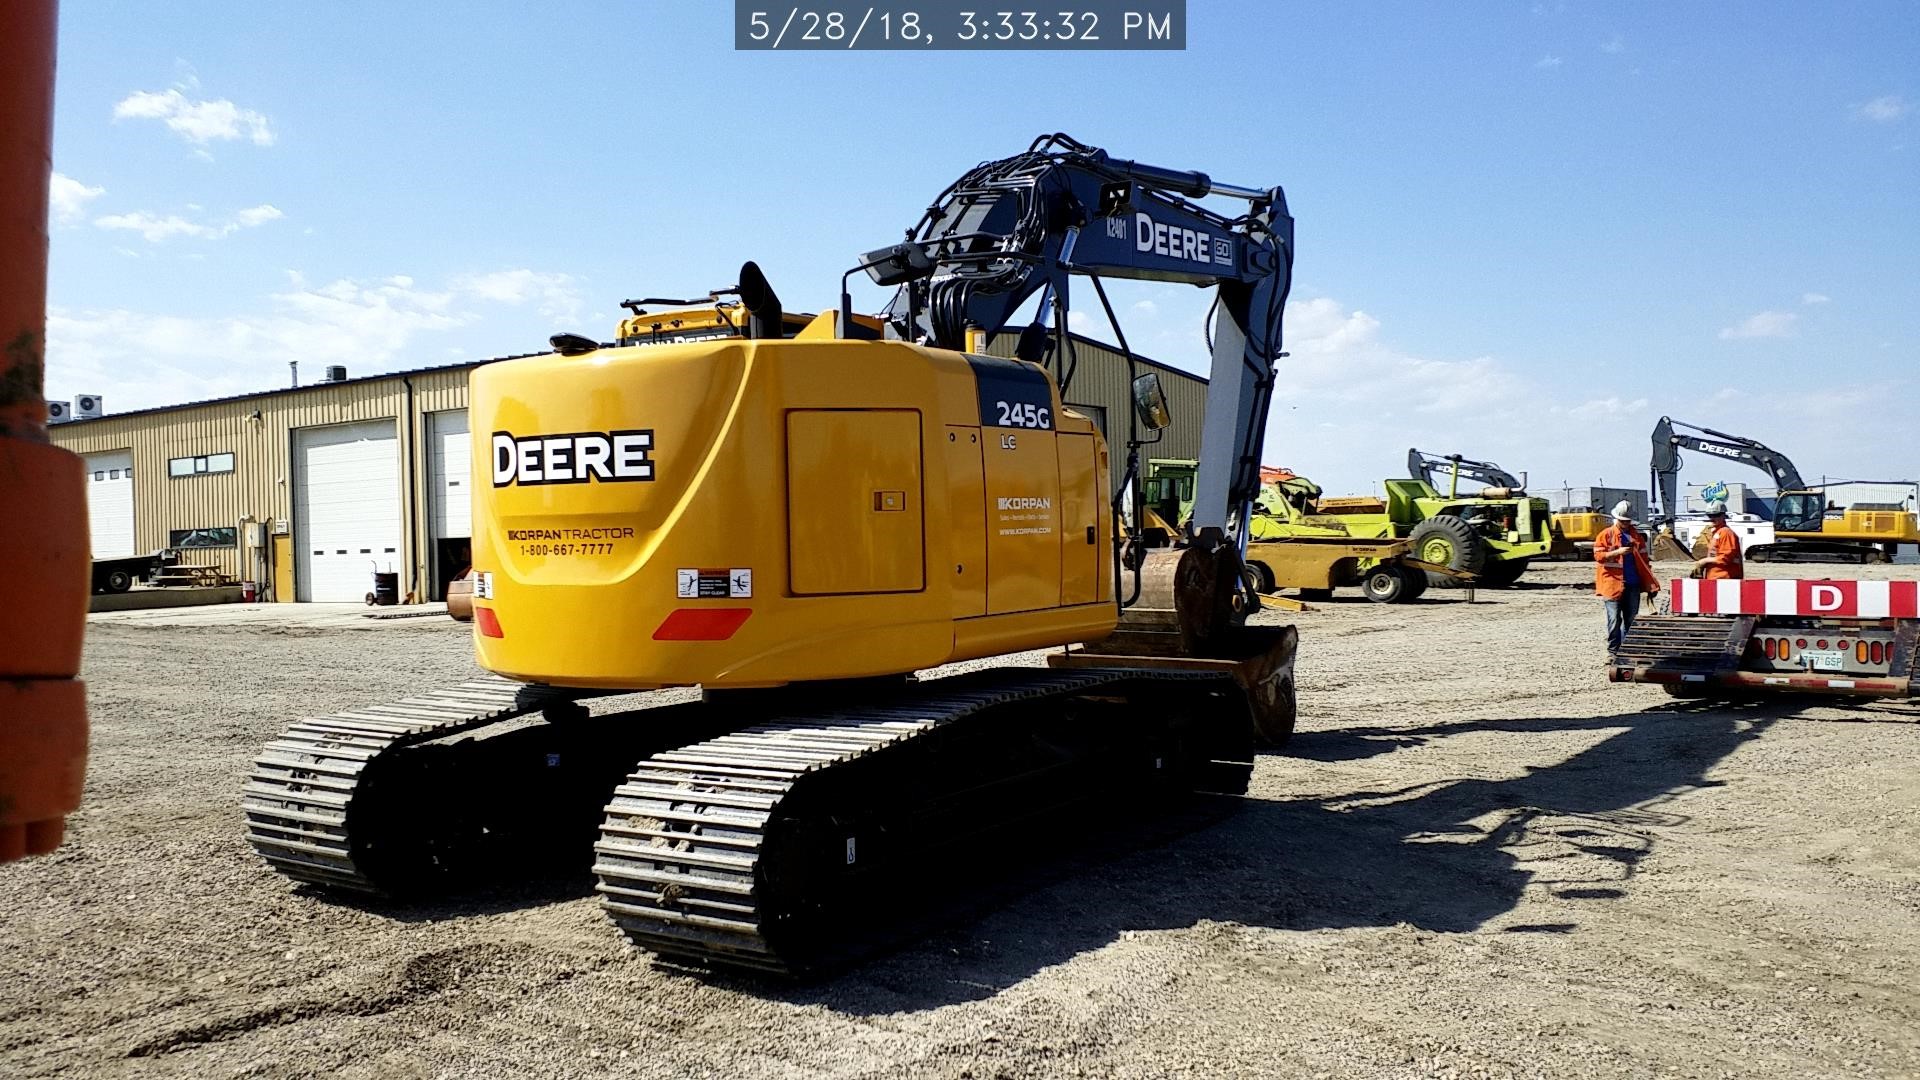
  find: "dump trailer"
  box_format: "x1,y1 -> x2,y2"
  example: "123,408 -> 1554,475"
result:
245,135 -> 1302,977
1244,536 -> 1429,603
1610,578 -> 1920,699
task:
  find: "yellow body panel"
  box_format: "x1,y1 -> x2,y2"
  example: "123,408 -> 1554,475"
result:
469,339 -> 1115,689
786,409 -> 925,594
1553,511 -> 1606,543
1781,508 -> 1920,544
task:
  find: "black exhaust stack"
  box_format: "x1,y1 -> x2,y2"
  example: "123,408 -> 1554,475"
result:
737,261 -> 783,340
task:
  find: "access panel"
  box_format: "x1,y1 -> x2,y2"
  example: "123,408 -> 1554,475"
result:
787,410 -> 925,595
983,428 -> 1061,614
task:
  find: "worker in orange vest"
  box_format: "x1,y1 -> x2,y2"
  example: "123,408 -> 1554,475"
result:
1595,500 -> 1660,657
1694,501 -> 1744,580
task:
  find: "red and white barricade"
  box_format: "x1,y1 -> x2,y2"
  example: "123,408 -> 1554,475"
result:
1668,578 -> 1920,619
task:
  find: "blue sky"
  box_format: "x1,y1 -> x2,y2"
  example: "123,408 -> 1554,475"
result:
46,1 -> 1917,498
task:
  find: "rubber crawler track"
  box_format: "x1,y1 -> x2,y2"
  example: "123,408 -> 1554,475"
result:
593,666 -> 1245,977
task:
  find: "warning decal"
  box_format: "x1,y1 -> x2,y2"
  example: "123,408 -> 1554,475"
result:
677,568 -> 753,599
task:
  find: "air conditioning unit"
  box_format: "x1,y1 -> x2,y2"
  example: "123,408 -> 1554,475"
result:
74,394 -> 104,418
48,400 -> 73,424
324,365 -> 348,382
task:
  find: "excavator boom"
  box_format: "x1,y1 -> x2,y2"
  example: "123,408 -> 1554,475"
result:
1406,448 -> 1523,494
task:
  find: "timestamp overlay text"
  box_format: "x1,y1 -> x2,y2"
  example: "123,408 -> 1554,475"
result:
734,2 -> 1185,50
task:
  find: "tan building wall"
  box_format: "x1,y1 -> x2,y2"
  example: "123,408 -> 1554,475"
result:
52,365 -> 475,601
50,339 -> 1204,601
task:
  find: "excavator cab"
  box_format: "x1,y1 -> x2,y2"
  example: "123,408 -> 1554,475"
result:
1773,491 -> 1825,534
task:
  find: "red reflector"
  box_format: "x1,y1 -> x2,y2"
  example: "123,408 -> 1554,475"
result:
1816,639 -> 1829,651
652,607 -> 752,641
1796,638 -> 1808,649
474,606 -> 504,638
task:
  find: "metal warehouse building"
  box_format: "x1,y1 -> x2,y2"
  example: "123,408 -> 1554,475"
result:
51,334 -> 1207,603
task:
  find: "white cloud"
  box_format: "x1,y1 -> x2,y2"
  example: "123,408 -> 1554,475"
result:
234,204 -> 284,227
1599,35 -> 1624,54
1801,292 -> 1830,305
49,173 -> 105,224
113,87 -> 275,146
46,268 -> 587,411
452,269 -> 583,323
1717,310 -> 1797,340
1855,95 -> 1909,123
93,203 -> 285,243
1534,55 -> 1564,69
1566,396 -> 1649,419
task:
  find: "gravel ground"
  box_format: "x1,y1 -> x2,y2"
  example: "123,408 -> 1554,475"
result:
4,560 -> 1918,1079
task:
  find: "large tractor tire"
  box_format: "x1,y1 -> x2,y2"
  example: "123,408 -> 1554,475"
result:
1478,558 -> 1530,587
1409,515 -> 1487,588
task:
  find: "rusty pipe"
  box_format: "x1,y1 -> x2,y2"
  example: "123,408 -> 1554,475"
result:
0,0 -> 90,863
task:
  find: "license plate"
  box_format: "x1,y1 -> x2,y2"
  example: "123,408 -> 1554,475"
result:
1803,650 -> 1846,672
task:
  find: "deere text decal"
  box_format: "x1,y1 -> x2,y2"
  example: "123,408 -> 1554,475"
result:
491,430 -> 654,487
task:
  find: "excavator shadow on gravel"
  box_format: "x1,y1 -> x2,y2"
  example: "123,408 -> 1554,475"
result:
245,135 -> 1302,978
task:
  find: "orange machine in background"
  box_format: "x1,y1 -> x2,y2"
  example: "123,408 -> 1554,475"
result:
0,0 -> 89,862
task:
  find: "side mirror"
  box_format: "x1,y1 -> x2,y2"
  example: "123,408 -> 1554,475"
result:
1131,372 -> 1172,431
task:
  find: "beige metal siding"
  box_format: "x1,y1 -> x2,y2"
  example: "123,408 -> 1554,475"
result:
51,368 -> 475,599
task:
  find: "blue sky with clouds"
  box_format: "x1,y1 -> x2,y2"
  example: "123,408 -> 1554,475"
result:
45,1 -> 1917,497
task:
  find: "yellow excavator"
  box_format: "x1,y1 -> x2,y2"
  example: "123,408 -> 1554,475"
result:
245,135 -> 1298,975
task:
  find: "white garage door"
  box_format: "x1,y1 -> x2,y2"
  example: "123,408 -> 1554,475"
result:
84,450 -> 135,559
294,420 -> 401,602
429,409 -> 471,541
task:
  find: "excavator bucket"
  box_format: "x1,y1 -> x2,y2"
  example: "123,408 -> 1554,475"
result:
1050,547 -> 1300,746
1650,527 -> 1694,563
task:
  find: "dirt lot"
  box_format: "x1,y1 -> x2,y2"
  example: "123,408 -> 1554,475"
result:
5,561 -> 1918,1079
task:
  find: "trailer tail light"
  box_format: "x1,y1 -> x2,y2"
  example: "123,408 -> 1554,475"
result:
1857,641 -> 1869,665
1816,639 -> 1829,651
1871,641 -> 1885,665
1796,638 -> 1808,650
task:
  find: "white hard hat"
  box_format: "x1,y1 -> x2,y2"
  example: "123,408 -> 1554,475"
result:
1705,500 -> 1729,516
1611,500 -> 1634,521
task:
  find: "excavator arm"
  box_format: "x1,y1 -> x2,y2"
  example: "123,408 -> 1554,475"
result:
1649,416 -> 1808,522
860,134 -> 1293,543
1407,448 -> 1522,494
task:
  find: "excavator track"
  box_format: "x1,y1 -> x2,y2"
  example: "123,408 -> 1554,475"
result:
244,674 -> 685,896
593,666 -> 1254,977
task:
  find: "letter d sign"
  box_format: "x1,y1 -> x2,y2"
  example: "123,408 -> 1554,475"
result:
1810,584 -> 1843,612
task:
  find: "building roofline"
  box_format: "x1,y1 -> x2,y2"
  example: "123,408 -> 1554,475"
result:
53,331 -> 1205,427
50,353 -> 545,426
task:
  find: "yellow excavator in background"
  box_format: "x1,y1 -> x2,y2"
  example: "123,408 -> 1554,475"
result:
1651,416 -> 1920,562
245,135 -> 1299,975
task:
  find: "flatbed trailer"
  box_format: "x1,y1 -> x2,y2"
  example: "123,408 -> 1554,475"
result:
89,552 -> 165,594
1610,578 -> 1920,699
